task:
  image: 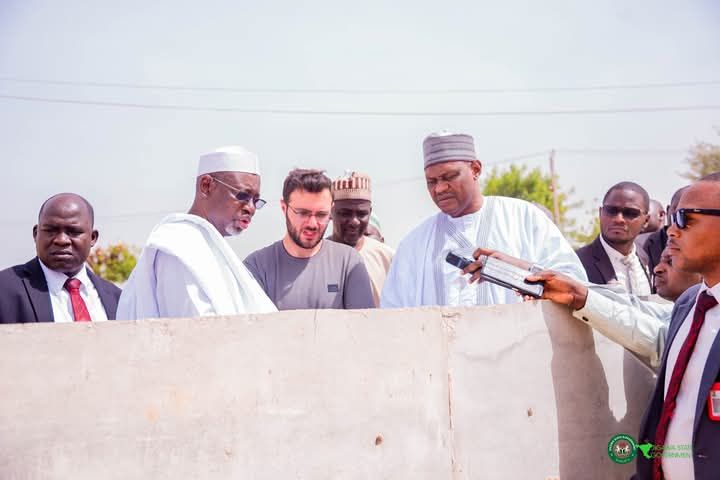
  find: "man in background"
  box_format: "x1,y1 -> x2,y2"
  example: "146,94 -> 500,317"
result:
0,193 -> 121,323
653,247 -> 702,302
642,198 -> 666,234
364,214 -> 385,243
637,186 -> 689,292
244,169 -> 374,310
328,172 -> 394,307
576,182 -> 652,296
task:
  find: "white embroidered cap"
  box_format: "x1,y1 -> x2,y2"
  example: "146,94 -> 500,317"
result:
197,146 -> 260,176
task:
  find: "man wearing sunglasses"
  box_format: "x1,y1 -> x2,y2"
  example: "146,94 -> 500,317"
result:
576,182 -> 652,296
244,168 -> 375,310
529,172 -> 720,479
117,146 -> 277,320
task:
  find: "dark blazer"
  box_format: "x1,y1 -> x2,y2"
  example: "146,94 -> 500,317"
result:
575,235 -> 651,290
0,257 -> 121,324
634,284 -> 720,479
636,228 -> 668,293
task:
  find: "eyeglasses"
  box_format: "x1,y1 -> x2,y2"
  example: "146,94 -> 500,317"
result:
210,176 -> 266,209
286,204 -> 331,223
671,208 -> 720,229
601,205 -> 644,220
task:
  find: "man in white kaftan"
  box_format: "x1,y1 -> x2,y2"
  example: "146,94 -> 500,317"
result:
380,132 -> 587,308
117,146 -> 277,319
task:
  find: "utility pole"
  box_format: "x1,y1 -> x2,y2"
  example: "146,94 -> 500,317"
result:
549,149 -> 560,224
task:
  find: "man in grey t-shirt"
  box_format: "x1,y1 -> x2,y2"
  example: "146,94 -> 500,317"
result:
244,169 -> 375,310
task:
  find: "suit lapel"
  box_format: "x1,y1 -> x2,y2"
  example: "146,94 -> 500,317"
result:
87,268 -> 118,320
20,258 -> 54,323
590,237 -> 617,284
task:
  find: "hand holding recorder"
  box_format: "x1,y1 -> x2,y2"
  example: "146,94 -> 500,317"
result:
445,248 -> 544,298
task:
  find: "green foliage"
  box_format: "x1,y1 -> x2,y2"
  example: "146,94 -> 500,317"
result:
682,128 -> 720,180
87,242 -> 138,284
482,164 -> 577,229
566,209 -> 601,248
482,164 -> 597,247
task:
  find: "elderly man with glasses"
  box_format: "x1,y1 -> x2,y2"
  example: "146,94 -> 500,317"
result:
244,168 -> 375,310
576,181 -> 653,296
117,146 -> 277,320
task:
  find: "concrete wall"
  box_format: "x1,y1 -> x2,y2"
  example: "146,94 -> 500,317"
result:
0,301 -> 656,479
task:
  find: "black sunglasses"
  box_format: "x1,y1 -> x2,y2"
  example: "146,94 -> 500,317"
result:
601,205 -> 644,220
210,176 -> 267,209
671,208 -> 720,229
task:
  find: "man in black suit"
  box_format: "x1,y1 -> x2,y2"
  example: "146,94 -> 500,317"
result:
0,193 -> 121,324
642,199 -> 667,234
576,181 -> 652,296
529,173 -> 720,479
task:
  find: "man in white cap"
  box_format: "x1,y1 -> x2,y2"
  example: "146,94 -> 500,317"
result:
117,146 -> 277,319
380,131 -> 586,308
328,172 -> 395,307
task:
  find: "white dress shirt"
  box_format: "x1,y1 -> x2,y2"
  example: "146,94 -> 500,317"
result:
38,260 -> 109,323
662,283 -> 720,480
599,235 -> 651,297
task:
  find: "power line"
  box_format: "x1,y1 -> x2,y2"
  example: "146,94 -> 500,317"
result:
1,76 -> 719,94
1,93 -> 719,117
374,148 -> 687,188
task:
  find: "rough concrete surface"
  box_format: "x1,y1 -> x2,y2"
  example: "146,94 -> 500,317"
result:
0,301 -> 655,479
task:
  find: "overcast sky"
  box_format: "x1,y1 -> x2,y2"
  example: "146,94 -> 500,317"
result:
1,0 -> 719,267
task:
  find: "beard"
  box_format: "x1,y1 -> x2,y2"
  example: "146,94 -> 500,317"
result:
286,213 -> 327,249
225,224 -> 245,236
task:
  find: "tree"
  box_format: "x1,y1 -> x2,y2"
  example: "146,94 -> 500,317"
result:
87,242 -> 138,284
482,164 -> 577,229
482,164 -> 596,247
682,128 -> 720,180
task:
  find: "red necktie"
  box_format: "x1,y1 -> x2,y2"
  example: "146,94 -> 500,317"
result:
64,278 -> 92,322
652,290 -> 717,480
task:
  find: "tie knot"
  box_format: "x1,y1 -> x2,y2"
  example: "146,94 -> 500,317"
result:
64,277 -> 82,292
697,291 -> 718,315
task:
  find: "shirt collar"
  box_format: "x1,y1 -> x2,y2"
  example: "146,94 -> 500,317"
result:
599,234 -> 636,262
38,259 -> 92,294
699,282 -> 720,301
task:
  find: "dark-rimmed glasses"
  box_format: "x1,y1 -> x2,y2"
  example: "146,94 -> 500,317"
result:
671,208 -> 720,229
210,176 -> 266,209
286,204 -> 331,223
601,205 -> 644,220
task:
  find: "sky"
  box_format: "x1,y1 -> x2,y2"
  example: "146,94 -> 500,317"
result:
1,0 -> 719,268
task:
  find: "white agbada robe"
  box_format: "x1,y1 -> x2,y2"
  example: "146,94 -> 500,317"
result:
117,213 -> 277,320
380,196 -> 588,308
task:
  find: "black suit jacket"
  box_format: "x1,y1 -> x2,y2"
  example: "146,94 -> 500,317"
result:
575,235 -> 651,290
636,228 -> 668,294
634,284 -> 720,479
0,257 -> 122,324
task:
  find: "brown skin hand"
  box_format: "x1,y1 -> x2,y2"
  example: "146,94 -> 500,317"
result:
525,271 -> 589,311
425,160 -> 484,218
463,247 -> 533,284
33,193 -> 98,276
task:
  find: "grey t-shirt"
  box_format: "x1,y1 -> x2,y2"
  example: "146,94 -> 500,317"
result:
243,240 -> 375,310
